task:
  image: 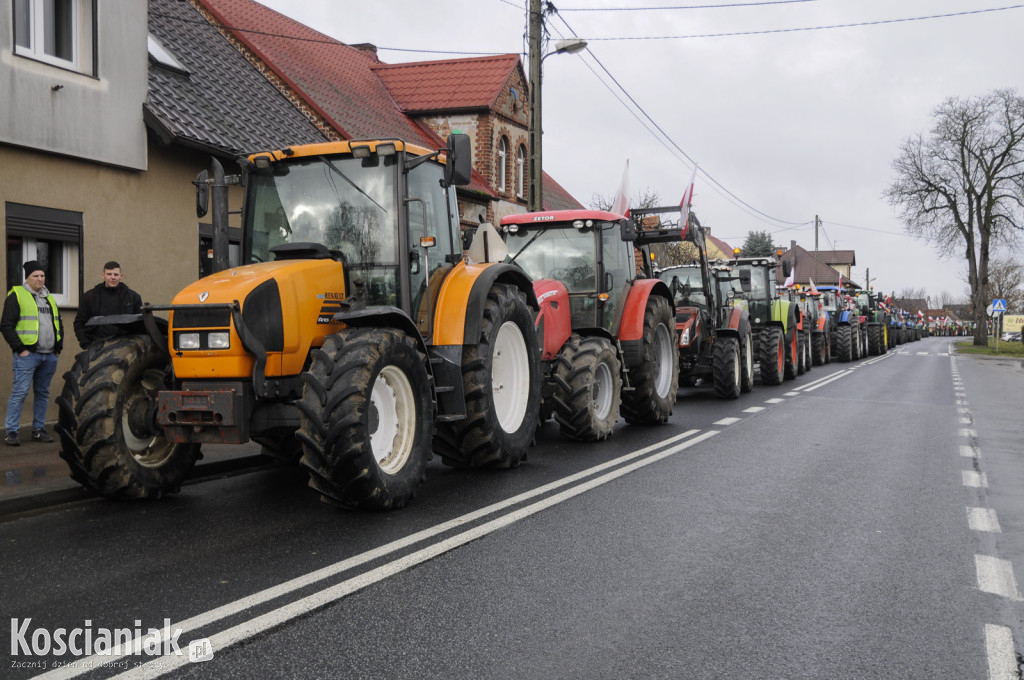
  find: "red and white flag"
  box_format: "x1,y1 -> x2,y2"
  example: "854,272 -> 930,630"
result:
611,159 -> 630,217
783,266 -> 795,288
679,165 -> 698,238
838,275 -> 843,293
809,278 -> 819,295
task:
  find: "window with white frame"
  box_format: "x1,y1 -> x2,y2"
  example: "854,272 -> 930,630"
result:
5,203 -> 82,307
516,145 -> 526,199
497,137 -> 508,193
13,0 -> 95,73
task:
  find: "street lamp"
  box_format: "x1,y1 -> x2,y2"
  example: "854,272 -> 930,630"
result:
528,36 -> 587,212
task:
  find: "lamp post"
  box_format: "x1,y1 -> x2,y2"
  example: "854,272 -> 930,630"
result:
527,5 -> 586,212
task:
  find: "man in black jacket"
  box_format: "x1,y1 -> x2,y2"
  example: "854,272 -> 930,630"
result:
73,261 -> 143,349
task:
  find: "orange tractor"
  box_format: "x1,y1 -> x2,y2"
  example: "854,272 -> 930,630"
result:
57,135 -> 542,510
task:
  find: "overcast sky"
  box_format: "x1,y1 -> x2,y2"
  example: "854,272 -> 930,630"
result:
258,0 -> 1022,303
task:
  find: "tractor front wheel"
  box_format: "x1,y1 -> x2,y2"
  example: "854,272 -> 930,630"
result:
55,335 -> 201,499
784,328 -> 798,380
621,296 -> 677,424
297,328 -> 433,510
740,330 -> 754,393
551,335 -> 622,441
712,336 -> 741,399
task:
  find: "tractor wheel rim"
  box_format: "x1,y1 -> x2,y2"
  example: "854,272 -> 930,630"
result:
493,320 -> 530,433
122,368 -> 175,468
653,323 -> 674,398
369,365 -> 416,475
593,360 -> 615,420
744,334 -> 753,380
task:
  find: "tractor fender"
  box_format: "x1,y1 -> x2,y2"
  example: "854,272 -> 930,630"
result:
716,307 -> 750,340
771,299 -> 796,333
433,262 -> 538,346
533,278 -> 572,361
332,306 -> 428,358
617,278 -> 672,342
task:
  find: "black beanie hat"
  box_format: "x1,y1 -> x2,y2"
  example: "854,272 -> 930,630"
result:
22,260 -> 44,278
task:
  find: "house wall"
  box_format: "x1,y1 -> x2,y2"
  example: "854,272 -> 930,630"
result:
0,0 -> 148,170
0,138 -> 240,429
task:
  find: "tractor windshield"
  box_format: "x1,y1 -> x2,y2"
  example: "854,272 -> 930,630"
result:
660,266 -> 707,310
246,155 -> 399,305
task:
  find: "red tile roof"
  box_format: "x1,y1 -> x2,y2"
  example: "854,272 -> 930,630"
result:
374,55 -> 523,113
543,172 -> 585,211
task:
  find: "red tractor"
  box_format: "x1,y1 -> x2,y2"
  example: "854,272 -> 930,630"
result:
499,209 -> 680,441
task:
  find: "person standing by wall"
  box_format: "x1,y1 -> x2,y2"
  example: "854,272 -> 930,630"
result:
73,260 -> 143,349
1,260 -> 63,446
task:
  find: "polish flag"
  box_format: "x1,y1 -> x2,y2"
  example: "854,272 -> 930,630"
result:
838,275 -> 843,293
808,278 -> 819,295
679,165 -> 698,239
611,160 -> 630,217
783,266 -> 795,288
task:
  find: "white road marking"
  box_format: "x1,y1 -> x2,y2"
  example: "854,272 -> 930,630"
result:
714,417 -> 741,426
742,406 -> 765,413
916,352 -> 928,355
960,428 -> 976,438
801,369 -> 854,392
959,417 -> 971,425
960,445 -> 980,459
985,624 -> 1019,680
975,555 -> 1022,600
967,507 -> 1002,533
784,392 -> 800,397
108,430 -> 722,680
963,471 -> 988,488
764,398 -> 785,404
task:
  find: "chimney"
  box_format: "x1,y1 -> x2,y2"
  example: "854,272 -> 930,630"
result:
351,43 -> 379,60
791,239 -> 797,251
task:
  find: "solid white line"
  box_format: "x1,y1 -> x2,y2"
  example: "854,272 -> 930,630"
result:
963,471 -> 988,488
961,445 -> 980,459
802,369 -> 854,392
967,507 -> 1002,533
985,624 -> 1018,680
38,429 -> 708,680
793,370 -> 848,391
764,398 -> 785,404
714,417 -> 741,426
976,555 -> 1022,600
742,406 -> 765,413
113,430 -> 723,679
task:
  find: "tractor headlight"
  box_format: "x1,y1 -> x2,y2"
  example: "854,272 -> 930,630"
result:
178,333 -> 201,350
208,332 -> 230,349
679,327 -> 690,347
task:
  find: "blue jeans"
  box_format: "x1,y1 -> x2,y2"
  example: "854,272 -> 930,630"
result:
5,352 -> 59,433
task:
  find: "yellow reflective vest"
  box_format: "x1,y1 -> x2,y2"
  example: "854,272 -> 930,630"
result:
9,286 -> 62,346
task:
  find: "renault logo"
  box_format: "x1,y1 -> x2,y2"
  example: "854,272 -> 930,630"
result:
199,291 -> 209,302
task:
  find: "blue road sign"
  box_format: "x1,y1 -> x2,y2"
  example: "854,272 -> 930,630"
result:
992,299 -> 1007,313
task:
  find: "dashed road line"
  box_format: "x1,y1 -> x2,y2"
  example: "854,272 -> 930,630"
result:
713,417 -> 741,426
967,507 -> 1002,533
763,398 -> 785,404
985,624 -> 1019,680
975,555 -> 1022,600
960,445 -> 980,459
742,406 -> 765,413
963,471 -> 988,488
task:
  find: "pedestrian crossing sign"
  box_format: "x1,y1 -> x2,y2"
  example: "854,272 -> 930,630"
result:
992,298 -> 1007,313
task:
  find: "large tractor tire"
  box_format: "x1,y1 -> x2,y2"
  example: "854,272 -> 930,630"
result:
759,327 -> 785,385
550,335 -> 622,441
783,327 -> 798,380
796,332 -> 808,375
55,335 -> 201,500
867,325 -> 883,356
835,326 -> 853,362
740,330 -> 754,393
712,336 -> 741,399
435,283 -> 540,468
811,332 -> 825,366
297,328 -> 433,510
852,327 -> 863,360
621,295 -> 677,424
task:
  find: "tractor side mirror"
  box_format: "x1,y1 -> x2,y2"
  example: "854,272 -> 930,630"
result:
194,169 -> 210,218
782,261 -> 792,278
620,219 -> 638,242
444,134 -> 472,187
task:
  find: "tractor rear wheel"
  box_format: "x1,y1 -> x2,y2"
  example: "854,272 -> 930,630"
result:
712,336 -> 741,399
55,335 -> 201,499
812,332 -> 826,366
867,325 -> 882,355
298,328 -> 432,510
551,335 -> 622,441
740,330 -> 754,393
621,296 -> 677,424
835,326 -> 852,362
784,328 -> 798,380
435,283 -> 540,468
796,332 -> 807,375
759,327 -> 785,385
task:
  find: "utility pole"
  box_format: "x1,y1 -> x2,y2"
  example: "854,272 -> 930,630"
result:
865,267 -> 872,292
814,214 -> 820,251
528,0 -> 544,212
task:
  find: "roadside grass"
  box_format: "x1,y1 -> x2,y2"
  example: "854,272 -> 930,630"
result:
955,339 -> 1024,357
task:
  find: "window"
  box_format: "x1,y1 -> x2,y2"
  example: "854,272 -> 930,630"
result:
13,0 -> 95,73
497,137 -> 507,193
198,224 -> 241,279
5,202 -> 82,307
516,145 -> 526,199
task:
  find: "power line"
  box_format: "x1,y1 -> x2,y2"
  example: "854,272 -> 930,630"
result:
582,4 -> 1024,41
561,0 -> 819,11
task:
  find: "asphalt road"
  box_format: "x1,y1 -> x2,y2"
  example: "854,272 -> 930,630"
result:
2,337 -> 1022,680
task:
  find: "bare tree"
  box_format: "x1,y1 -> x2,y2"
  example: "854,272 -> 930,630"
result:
885,89 -> 1024,345
590,187 -> 660,213
987,255 -> 1024,313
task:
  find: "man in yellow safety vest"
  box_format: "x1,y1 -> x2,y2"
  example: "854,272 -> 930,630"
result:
1,260 -> 63,446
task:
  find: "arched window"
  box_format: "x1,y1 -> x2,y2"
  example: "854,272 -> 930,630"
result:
516,145 -> 526,199
497,137 -> 508,193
